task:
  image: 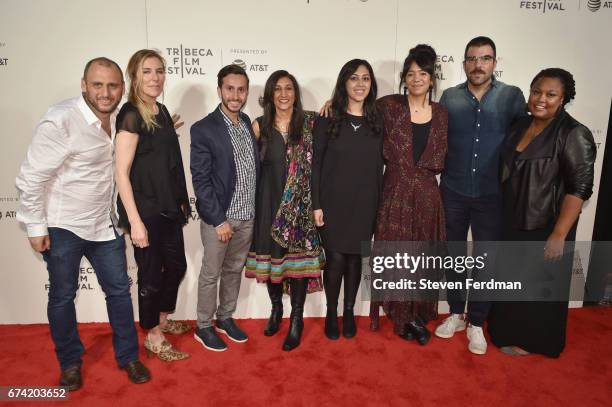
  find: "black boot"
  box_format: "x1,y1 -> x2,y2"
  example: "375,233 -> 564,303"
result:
323,251 -> 345,340
282,278 -> 307,351
342,306 -> 356,338
264,281 -> 283,336
406,317 -> 431,346
325,307 -> 339,340
342,254 -> 362,339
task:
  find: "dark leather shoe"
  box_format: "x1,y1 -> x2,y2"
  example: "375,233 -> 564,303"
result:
264,305 -> 283,336
406,318 -> 431,346
324,309 -> 339,340
282,315 -> 304,351
59,366 -> 82,392
399,330 -> 415,341
122,360 -> 151,384
342,308 -> 356,339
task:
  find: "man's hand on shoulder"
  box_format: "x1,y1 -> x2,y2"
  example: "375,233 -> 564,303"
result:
29,235 -> 50,252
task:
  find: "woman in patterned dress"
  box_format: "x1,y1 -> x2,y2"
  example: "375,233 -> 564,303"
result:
369,44 -> 448,345
245,70 -> 323,351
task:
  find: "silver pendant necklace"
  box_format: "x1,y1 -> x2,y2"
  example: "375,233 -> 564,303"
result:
350,122 -> 362,132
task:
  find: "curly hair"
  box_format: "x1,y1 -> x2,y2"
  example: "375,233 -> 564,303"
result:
530,68 -> 576,106
399,44 -> 438,101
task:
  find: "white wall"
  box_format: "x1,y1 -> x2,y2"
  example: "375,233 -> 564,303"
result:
0,0 -> 610,323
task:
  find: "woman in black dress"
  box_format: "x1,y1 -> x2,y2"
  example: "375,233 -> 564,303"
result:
312,59 -> 384,340
245,70 -> 322,351
115,49 -> 191,362
487,68 -> 596,357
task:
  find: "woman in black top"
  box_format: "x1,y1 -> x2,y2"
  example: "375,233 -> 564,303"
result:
488,68 -> 596,357
312,59 -> 384,339
115,49 -> 190,362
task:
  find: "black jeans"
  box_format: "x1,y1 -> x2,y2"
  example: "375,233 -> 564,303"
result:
441,186 -> 502,327
133,215 -> 187,329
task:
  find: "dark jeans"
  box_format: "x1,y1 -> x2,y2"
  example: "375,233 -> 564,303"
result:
133,215 -> 187,329
43,228 -> 138,370
441,185 -> 502,326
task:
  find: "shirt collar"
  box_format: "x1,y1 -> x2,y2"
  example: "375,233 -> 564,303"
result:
77,94 -> 119,126
218,104 -> 242,127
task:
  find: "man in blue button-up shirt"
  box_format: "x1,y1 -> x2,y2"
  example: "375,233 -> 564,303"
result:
435,36 -> 526,355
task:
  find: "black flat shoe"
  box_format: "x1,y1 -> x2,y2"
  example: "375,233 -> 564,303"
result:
406,318 -> 431,346
59,366 -> 82,392
399,330 -> 415,341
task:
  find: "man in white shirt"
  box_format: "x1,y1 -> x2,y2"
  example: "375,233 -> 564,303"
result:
15,57 -> 150,390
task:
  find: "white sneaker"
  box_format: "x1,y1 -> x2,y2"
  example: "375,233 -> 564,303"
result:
466,324 -> 487,355
434,314 -> 467,338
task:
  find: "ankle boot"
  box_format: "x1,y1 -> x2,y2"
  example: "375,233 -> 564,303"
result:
325,307 -> 339,340
406,317 -> 431,346
282,278 -> 307,351
264,281 -> 283,336
342,305 -> 356,338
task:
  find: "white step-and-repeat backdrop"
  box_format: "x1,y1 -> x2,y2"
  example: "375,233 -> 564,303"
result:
0,0 -> 610,323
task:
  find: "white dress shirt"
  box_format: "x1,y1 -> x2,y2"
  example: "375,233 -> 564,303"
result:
16,95 -> 121,241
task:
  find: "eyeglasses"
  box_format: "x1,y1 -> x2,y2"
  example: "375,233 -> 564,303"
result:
464,55 -> 495,64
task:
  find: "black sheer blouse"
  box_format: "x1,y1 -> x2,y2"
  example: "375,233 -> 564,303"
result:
116,102 -> 189,230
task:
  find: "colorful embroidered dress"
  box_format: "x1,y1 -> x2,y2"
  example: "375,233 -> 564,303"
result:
245,112 -> 323,288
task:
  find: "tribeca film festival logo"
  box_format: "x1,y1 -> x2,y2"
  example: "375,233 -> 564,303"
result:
164,45 -> 215,78
45,266 -> 99,291
519,0 -> 568,13
434,54 -> 454,81
586,0 -> 612,11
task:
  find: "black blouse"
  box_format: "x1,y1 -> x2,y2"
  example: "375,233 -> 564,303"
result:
311,114 -> 384,254
116,102 -> 190,229
411,120 -> 431,163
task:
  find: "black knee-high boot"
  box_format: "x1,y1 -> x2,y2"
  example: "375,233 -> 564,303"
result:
264,280 -> 283,336
323,250 -> 345,340
342,254 -> 362,338
282,278 -> 308,351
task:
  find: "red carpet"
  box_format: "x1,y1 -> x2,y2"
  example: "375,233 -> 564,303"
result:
0,307 -> 610,407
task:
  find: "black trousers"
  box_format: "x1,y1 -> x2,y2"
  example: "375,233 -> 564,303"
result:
133,215 -> 187,329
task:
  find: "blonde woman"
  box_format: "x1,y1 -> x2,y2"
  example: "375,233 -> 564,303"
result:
115,49 -> 191,362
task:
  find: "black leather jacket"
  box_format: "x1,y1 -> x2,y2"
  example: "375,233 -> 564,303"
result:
500,109 -> 596,231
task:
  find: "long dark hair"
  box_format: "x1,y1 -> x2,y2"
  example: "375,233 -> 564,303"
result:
261,70 -> 304,146
328,59 -> 381,139
399,44 -> 437,103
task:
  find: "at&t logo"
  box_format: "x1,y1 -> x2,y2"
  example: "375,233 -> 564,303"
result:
586,0 -> 612,11
232,58 -> 268,72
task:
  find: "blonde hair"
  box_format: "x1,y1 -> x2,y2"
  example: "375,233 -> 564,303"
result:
126,49 -> 166,131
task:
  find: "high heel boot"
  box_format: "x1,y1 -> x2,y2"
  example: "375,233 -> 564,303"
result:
282,278 -> 307,351
264,280 -> 283,336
